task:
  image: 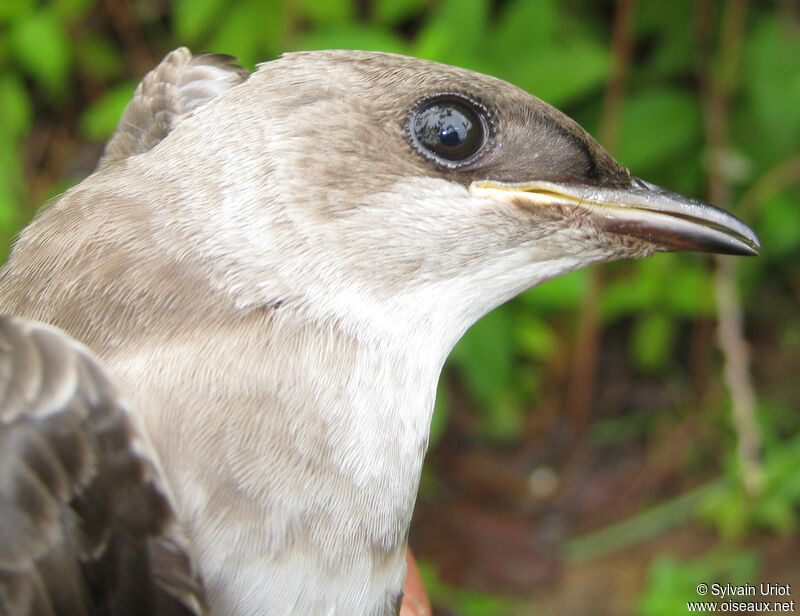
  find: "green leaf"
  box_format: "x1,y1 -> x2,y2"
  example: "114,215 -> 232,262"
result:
206,0 -> 286,66
601,255 -> 704,323
492,38 -> 611,107
616,89 -> 701,172
755,191 -> 800,257
0,135 -> 25,243
449,307 -> 523,439
515,313 -> 558,360
0,0 -> 35,23
700,435 -> 800,538
638,551 -> 759,616
484,393 -> 524,440
205,3 -> 260,64
420,561 -> 524,616
590,411 -> 656,447
664,263 -> 715,317
372,0 -> 425,25
744,16 -> 800,158
0,73 -> 32,137
174,0 -> 227,42
53,0 -> 94,21
75,34 -> 124,81
630,312 -> 675,373
79,82 -> 137,140
450,308 -> 514,409
490,0 -> 559,58
0,191 -> 19,238
519,268 -> 588,313
636,1 -> 694,77
9,7 -> 72,96
295,25 -> 407,54
429,382 -> 450,449
600,263 -> 663,322
755,497 -> 795,534
298,0 -> 353,24
412,0 -> 489,66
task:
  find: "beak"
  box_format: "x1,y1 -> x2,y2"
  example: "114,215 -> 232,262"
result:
470,177 -> 760,256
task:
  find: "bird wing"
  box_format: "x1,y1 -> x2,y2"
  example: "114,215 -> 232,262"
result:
0,316 -> 205,616
100,47 -> 249,166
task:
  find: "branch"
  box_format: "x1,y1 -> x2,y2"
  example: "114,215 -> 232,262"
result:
696,0 -> 763,496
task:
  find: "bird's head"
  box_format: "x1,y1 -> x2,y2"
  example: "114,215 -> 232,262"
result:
105,50 -> 759,348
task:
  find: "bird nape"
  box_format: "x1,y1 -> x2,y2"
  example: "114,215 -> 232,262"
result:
0,48 -> 759,616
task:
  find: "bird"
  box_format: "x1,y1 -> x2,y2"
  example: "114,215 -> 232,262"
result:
0,47 -> 759,616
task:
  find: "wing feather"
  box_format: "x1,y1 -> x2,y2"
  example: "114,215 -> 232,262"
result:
100,47 -> 249,166
0,317 -> 205,616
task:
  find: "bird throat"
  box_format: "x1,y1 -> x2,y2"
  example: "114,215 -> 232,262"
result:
105,307 -> 441,615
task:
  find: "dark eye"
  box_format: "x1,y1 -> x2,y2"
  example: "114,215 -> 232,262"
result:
407,94 -> 493,168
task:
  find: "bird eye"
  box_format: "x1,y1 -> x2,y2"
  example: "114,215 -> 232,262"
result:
407,94 -> 493,168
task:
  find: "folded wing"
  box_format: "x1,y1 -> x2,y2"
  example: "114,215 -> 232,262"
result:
0,317 -> 205,616
100,47 -> 249,166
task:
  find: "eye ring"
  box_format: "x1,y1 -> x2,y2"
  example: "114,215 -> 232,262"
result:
406,93 -> 496,169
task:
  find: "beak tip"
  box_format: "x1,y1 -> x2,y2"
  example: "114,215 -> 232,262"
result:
745,241 -> 761,257
727,228 -> 761,257
722,243 -> 760,257
662,225 -> 761,257
628,178 -> 761,258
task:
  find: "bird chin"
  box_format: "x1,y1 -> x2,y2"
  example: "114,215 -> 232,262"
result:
468,179 -> 760,257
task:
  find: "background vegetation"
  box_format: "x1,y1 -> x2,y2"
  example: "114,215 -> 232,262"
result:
1,0 -> 798,614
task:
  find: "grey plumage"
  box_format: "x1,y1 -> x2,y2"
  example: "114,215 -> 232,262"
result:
0,48 -> 758,615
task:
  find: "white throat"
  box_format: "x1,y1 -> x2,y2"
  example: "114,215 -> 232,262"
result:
104,305 -> 445,616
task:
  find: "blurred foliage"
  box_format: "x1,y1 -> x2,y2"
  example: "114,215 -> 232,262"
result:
0,0 -> 798,614
700,424 -> 800,538
639,550 -> 760,616
417,561 -> 525,616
